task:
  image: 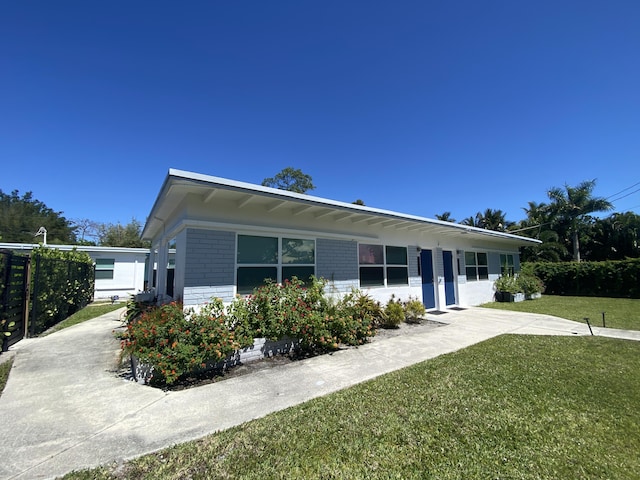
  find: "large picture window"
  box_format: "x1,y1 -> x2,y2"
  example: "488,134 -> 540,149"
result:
237,235 -> 315,294
358,244 -> 408,287
465,252 -> 488,281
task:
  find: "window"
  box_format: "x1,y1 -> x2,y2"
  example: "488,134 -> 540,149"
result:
358,244 -> 408,287
464,252 -> 488,281
500,254 -> 515,276
95,258 -> 115,280
237,235 -> 315,294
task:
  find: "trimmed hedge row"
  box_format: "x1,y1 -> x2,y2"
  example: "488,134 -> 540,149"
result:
522,259 -> 640,298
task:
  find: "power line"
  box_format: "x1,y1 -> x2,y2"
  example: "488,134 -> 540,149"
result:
609,186 -> 640,203
606,181 -> 640,200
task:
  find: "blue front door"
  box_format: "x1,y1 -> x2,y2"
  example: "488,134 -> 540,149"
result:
443,250 -> 456,306
420,250 -> 436,309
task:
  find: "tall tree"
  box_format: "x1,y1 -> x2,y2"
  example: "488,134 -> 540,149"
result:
97,218 -> 150,248
546,180 -> 613,261
262,167 -> 315,194
0,189 -> 76,244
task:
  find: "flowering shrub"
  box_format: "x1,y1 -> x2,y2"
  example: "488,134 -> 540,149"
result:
120,300 -> 252,385
119,277 -> 381,386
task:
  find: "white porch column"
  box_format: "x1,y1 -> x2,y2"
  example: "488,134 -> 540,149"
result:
147,247 -> 156,290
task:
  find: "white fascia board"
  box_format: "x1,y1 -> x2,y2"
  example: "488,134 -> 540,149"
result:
0,243 -> 149,254
148,169 -> 541,246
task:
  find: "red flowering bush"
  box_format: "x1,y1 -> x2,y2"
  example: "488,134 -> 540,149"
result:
119,278 -> 380,386
120,300 -> 252,385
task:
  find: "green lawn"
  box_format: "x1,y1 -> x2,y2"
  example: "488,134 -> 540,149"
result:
65,335 -> 640,479
480,295 -> 640,331
41,302 -> 124,336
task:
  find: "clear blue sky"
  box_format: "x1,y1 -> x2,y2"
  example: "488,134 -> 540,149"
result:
2,1 -> 639,230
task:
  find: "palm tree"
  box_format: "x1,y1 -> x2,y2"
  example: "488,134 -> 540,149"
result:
546,180 -> 613,262
435,211 -> 456,222
460,216 -> 479,227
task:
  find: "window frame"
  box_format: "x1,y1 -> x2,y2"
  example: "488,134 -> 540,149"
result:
94,258 -> 115,280
358,244 -> 409,288
464,251 -> 489,281
236,234 -> 316,294
500,254 -> 515,276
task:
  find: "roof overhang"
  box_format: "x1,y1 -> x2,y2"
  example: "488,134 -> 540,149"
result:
142,169 -> 542,247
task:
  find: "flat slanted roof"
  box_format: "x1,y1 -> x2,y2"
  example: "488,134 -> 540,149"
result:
142,168 -> 541,247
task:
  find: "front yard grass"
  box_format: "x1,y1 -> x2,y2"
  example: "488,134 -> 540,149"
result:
480,295 -> 640,331
65,334 -> 640,479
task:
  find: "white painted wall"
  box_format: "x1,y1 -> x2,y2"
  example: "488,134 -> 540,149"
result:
91,251 -> 148,300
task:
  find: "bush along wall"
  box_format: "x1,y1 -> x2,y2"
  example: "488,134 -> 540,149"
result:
522,258 -> 640,298
119,276 -> 430,387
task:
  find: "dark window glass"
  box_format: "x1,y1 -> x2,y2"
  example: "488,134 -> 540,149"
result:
466,266 -> 477,280
237,267 -> 277,294
465,251 -> 476,266
478,267 -> 489,280
359,267 -> 384,287
387,267 -> 409,285
282,266 -> 315,284
237,235 -> 278,264
386,246 -> 408,265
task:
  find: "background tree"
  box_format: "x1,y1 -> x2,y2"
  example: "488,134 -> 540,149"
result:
352,199 -> 366,205
460,209 -> 511,231
0,189 -> 76,244
460,216 -> 480,227
546,180 -> 612,261
435,212 -> 455,222
580,211 -> 640,261
262,167 -> 315,194
97,218 -> 150,248
71,218 -> 101,245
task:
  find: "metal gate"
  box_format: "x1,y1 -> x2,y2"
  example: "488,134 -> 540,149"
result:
1,250 -> 29,348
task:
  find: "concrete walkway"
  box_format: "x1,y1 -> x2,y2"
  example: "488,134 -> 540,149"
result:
1,307 -> 639,480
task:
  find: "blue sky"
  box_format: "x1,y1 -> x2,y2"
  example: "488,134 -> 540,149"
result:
1,1 -> 639,231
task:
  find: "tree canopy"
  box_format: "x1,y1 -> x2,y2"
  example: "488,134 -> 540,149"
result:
0,189 -> 76,244
262,167 -> 315,194
546,180 -> 613,261
97,219 -> 150,248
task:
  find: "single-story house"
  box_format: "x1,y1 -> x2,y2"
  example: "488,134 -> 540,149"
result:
141,169 -> 540,310
0,243 -> 150,300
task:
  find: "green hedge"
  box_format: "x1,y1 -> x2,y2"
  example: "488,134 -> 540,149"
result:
522,259 -> 640,298
30,246 -> 95,335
